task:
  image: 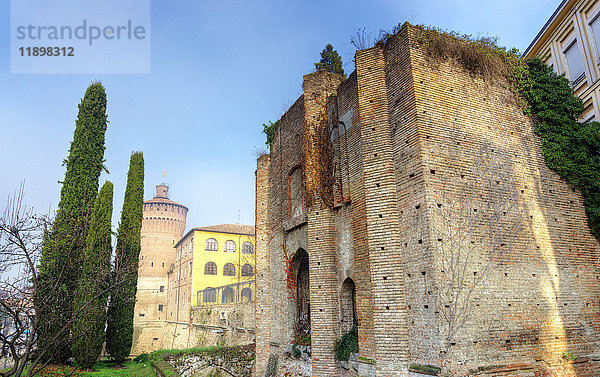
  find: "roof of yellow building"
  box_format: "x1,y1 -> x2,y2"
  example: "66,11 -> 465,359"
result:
174,224 -> 255,247
193,224 -> 255,236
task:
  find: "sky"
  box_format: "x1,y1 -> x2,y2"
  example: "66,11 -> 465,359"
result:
0,0 -> 559,234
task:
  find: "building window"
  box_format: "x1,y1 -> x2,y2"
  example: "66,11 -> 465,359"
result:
222,287 -> 235,303
224,240 -> 236,253
158,304 -> 163,312
204,262 -> 217,275
242,241 -> 254,254
162,262 -> 164,267
205,238 -> 218,251
590,14 -> 600,59
203,288 -> 216,303
564,40 -> 585,84
241,287 -> 252,302
190,238 -> 194,251
189,262 -> 192,277
139,313 -> 145,317
159,285 -> 164,292
223,263 -> 235,276
242,264 -> 254,277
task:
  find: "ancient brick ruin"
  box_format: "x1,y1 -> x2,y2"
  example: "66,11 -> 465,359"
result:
254,24 -> 600,376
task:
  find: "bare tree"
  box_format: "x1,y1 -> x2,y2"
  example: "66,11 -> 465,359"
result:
0,186 -> 136,376
431,140 -> 525,353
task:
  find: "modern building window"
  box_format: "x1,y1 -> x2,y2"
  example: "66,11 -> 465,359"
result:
224,240 -> 236,253
223,263 -> 235,276
242,264 -> 254,277
205,238 -> 218,251
204,262 -> 217,275
564,40 -> 585,84
242,241 -> 254,254
590,14 -> 600,58
158,304 -> 163,312
203,288 -> 216,303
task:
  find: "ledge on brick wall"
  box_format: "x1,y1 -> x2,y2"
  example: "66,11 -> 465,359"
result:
283,214 -> 308,232
409,364 -> 440,376
468,362 -> 535,375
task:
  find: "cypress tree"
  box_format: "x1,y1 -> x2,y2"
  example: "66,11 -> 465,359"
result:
106,152 -> 144,365
36,83 -> 108,363
72,181 -> 113,370
314,44 -> 345,77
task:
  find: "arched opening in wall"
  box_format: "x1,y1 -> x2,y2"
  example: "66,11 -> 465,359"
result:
340,277 -> 357,334
222,287 -> 235,304
203,288 -> 216,304
241,287 -> 252,302
293,248 -> 310,341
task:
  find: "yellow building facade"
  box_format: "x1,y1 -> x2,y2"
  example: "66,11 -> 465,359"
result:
524,0 -> 600,121
167,224 -> 255,324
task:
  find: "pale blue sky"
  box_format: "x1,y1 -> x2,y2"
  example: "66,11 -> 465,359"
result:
0,0 -> 558,233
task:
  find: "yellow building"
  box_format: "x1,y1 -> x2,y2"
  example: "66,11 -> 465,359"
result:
167,224 -> 255,323
524,0 -> 600,121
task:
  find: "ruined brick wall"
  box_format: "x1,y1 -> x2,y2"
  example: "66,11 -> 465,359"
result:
304,71 -> 345,377
254,23 -> 600,377
255,154 -> 272,376
398,25 -> 600,375
333,73 -> 376,363
162,303 -> 255,350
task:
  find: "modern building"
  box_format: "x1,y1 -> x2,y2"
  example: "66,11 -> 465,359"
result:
131,183 -> 188,355
524,0 -> 600,121
167,224 -> 255,324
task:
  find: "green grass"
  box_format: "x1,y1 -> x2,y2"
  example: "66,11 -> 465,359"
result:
149,345 -> 224,361
7,359 -> 155,377
79,360 -> 155,376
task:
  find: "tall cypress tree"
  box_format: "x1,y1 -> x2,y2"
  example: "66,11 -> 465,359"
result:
36,83 -> 108,363
72,181 -> 113,370
106,152 -> 144,365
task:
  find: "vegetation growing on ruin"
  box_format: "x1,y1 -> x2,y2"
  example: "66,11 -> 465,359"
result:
314,44 -> 345,77
514,58 -> 600,240
334,324 -> 358,361
262,120 -> 279,145
402,23 -> 600,240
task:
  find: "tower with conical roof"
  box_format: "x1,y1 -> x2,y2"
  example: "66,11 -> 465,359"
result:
132,183 -> 188,354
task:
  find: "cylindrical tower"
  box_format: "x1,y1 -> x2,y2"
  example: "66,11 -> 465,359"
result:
132,183 -> 188,355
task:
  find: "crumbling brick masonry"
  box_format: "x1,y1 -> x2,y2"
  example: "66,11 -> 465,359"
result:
254,24 -> 600,377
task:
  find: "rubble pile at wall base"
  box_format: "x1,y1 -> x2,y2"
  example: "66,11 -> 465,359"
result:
164,344 -> 254,377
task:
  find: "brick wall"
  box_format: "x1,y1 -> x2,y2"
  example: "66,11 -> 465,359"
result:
253,23 -> 600,377
304,71 -> 345,376
401,24 -> 600,375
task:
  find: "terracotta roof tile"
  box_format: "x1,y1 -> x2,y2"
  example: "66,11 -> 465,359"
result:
193,224 -> 255,236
